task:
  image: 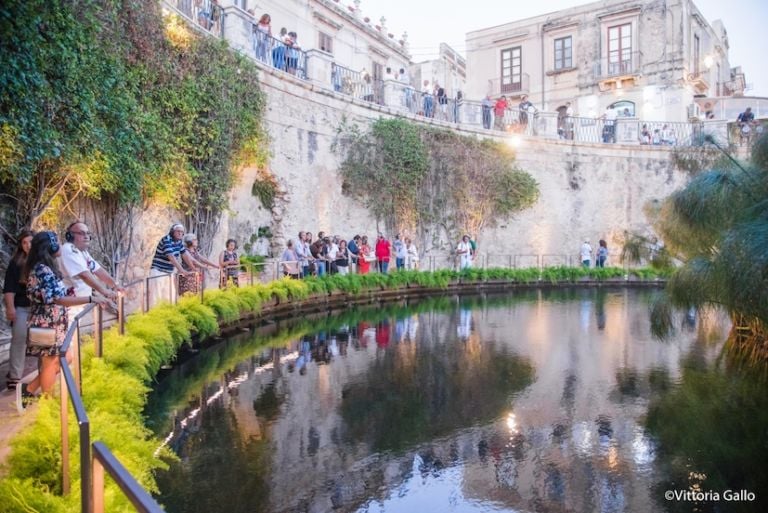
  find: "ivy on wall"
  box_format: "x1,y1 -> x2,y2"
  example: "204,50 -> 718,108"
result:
0,0 -> 268,255
336,118 -> 539,249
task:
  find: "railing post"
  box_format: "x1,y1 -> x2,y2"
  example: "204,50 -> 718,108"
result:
80,420 -> 92,513
199,270 -> 205,303
508,254 -> 513,269
74,323 -> 82,391
92,454 -> 104,513
118,295 -> 125,335
169,274 -> 174,304
61,371 -> 70,495
249,262 -> 254,286
144,277 -> 150,313
93,305 -> 103,358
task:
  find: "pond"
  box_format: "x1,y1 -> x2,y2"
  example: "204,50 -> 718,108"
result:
148,288 -> 768,513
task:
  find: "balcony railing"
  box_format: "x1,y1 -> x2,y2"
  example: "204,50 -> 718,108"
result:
598,51 -> 642,78
253,31 -> 308,79
488,73 -> 530,96
164,2 -> 727,150
167,0 -> 224,37
331,63 -> 385,105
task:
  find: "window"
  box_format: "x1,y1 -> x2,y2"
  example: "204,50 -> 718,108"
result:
607,23 -> 632,75
371,62 -> 383,81
716,63 -> 721,95
693,34 -> 700,76
554,36 -> 572,70
609,100 -> 635,117
501,46 -> 522,93
319,32 -> 333,54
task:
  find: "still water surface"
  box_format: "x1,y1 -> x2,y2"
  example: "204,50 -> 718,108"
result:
150,288 -> 768,513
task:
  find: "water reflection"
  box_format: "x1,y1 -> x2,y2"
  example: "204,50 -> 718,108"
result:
151,288 -> 756,513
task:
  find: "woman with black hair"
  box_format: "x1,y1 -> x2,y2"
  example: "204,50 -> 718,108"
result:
3,229 -> 33,390
219,238 -> 241,288
17,231 -> 108,411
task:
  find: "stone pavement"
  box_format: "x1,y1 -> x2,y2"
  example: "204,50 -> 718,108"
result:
0,355 -> 40,475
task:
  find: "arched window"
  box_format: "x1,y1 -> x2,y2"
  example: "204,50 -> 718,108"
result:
609,100 -> 635,117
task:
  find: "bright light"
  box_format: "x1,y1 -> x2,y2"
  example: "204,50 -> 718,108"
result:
506,412 -> 518,433
508,135 -> 522,148
704,55 -> 714,69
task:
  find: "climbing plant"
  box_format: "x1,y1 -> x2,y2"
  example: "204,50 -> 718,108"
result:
0,0 -> 268,256
336,118 -> 538,249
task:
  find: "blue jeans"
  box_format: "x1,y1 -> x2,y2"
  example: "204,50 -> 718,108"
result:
396,258 -> 405,270
423,96 -> 434,117
302,265 -> 309,278
316,261 -> 326,276
379,260 -> 389,274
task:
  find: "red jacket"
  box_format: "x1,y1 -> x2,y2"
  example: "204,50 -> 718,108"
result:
375,238 -> 391,262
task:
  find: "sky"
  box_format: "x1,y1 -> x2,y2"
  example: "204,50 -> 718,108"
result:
361,0 -> 767,97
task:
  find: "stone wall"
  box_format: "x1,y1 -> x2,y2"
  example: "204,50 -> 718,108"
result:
219,63 -> 688,264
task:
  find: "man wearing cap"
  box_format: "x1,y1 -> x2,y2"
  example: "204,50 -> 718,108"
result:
150,223 -> 196,305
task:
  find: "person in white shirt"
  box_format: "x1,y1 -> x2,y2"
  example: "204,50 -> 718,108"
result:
405,237 -> 419,270
580,240 -> 593,268
457,235 -> 473,270
59,221 -> 122,324
602,106 -> 618,143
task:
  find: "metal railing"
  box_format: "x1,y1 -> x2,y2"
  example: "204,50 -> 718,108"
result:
56,302 -> 165,513
331,63 -> 384,105
598,51 -> 643,78
167,0 -> 224,37
164,3 -> 739,150
253,31 -> 307,79
488,73 -> 531,96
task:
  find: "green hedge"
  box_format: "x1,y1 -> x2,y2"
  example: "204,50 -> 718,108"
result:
0,268 -> 666,512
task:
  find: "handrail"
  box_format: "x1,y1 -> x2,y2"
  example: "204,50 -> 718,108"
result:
92,442 -> 165,513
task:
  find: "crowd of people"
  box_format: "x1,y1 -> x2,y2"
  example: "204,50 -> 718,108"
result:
3,223 -> 121,411
249,13 -> 304,77
278,232 -> 424,279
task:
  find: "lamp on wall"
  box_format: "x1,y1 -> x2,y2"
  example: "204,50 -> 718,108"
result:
704,55 -> 714,69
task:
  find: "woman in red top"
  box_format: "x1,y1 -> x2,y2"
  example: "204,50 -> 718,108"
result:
375,234 -> 391,274
358,236 -> 371,275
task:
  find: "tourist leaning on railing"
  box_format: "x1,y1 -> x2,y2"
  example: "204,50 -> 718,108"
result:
335,240 -> 350,276
151,223 -> 196,302
18,232 -> 110,410
180,233 -> 219,295
281,240 -> 301,279
253,13 -> 272,63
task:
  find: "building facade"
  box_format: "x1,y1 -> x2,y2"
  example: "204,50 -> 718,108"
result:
409,43 -> 467,98
465,0 -> 746,122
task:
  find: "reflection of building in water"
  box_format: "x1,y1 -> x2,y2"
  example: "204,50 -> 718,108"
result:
160,290 -> 726,512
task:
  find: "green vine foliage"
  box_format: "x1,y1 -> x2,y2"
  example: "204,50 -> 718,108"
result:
337,118 -> 538,248
0,0 -> 267,245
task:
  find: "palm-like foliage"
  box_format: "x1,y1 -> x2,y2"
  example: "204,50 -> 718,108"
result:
654,132 -> 768,345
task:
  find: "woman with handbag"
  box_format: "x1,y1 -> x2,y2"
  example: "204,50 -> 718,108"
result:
17,232 -> 109,411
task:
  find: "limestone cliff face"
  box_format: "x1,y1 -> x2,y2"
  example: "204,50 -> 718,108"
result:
219,68 -> 686,264
120,68 -> 685,279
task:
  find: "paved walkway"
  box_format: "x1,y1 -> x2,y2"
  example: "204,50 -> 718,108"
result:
0,358 -> 40,475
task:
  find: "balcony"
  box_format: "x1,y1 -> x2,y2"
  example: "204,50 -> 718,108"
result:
597,51 -> 642,90
488,73 -> 530,97
686,70 -> 710,95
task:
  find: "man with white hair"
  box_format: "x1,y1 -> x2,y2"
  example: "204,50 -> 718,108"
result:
150,223 -> 196,305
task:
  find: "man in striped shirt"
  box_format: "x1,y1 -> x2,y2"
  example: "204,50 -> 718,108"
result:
150,223 -> 195,305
